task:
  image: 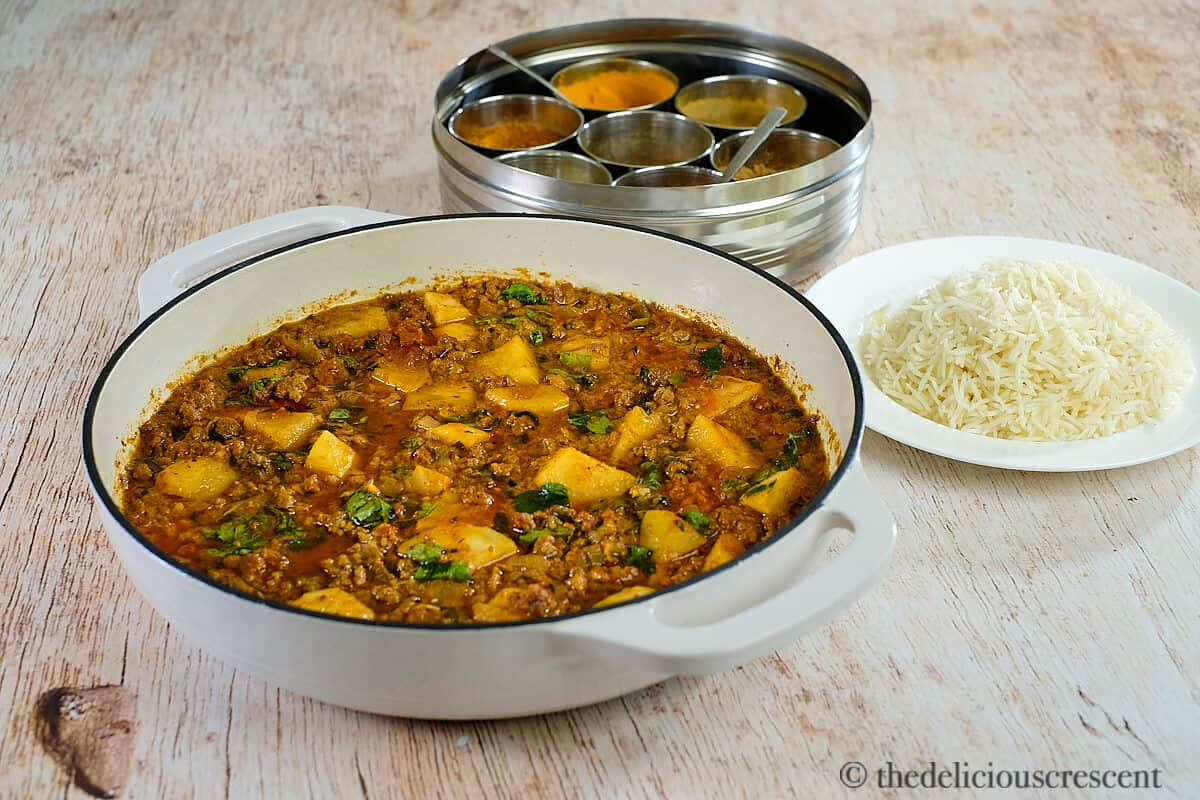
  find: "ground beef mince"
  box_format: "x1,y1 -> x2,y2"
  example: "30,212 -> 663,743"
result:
120,277 -> 831,623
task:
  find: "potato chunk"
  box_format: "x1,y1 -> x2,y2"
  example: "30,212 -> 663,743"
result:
534,447 -> 635,508
321,305 -> 389,338
639,510 -> 707,561
402,383 -> 477,414
740,468 -> 807,515
432,322 -> 476,342
558,336 -> 611,370
593,585 -> 655,609
400,524 -> 518,570
243,409 -> 319,450
696,376 -> 762,417
484,385 -> 570,415
414,498 -> 473,532
428,423 -> 491,448
292,588 -> 375,620
372,361 -> 430,392
611,406 -> 666,463
239,362 -> 291,385
404,464 -> 450,496
471,336 -> 540,384
472,587 -> 526,622
423,291 -> 472,325
304,430 -> 356,478
685,415 -> 762,470
702,532 -> 746,572
155,457 -> 237,501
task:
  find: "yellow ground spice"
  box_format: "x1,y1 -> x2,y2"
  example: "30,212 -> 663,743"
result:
466,120 -> 563,150
735,161 -> 786,180
558,69 -> 677,111
681,96 -> 779,128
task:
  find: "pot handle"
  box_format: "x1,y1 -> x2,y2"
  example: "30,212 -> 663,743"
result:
137,205 -> 402,319
551,461 -> 895,676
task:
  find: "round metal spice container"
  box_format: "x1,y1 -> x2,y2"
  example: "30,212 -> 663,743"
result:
497,150 -> 613,184
432,19 -> 874,281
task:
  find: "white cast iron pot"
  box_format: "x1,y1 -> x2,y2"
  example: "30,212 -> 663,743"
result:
83,208 -> 895,719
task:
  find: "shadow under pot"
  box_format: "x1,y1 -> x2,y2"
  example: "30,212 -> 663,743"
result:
496,149 -> 613,184
711,128 -> 841,180
448,94 -> 583,153
578,110 -> 714,171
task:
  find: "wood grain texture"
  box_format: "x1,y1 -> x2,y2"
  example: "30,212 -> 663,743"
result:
2,0 -> 1197,797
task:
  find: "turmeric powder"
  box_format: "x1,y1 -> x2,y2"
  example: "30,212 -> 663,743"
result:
463,120 -> 564,150
556,68 -> 677,111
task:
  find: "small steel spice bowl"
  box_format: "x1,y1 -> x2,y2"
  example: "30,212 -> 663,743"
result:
578,110 -> 714,169
496,150 -> 613,184
712,129 -> 841,180
550,56 -> 680,112
676,74 -> 808,130
614,165 -> 723,187
448,94 -> 583,152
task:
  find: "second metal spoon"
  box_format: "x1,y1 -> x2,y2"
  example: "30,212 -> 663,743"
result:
486,44 -> 576,107
719,106 -> 788,182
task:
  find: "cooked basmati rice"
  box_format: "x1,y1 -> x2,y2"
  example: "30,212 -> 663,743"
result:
859,258 -> 1194,441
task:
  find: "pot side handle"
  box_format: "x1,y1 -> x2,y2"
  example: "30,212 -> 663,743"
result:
551,462 -> 895,676
136,205 -> 402,319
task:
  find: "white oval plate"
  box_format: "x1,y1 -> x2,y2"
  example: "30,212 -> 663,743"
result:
806,236 -> 1200,471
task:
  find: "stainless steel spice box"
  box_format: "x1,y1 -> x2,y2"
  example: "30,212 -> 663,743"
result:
432,19 -> 873,282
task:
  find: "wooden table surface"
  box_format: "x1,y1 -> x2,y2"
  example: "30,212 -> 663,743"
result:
3,0 -> 1198,797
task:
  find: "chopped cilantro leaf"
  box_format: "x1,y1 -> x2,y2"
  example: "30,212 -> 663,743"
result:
344,490 -> 394,528
518,527 -> 570,544
513,482 -> 570,513
625,544 -> 655,574
547,367 -> 600,388
633,494 -> 669,510
474,314 -> 521,326
205,506 -> 311,557
698,345 -> 723,376
406,542 -> 444,563
328,407 -> 353,421
205,513 -> 272,558
682,509 -> 712,534
267,451 -> 295,473
774,428 -> 814,469
414,500 -> 438,519
224,376 -> 279,407
558,352 -> 593,371
743,478 -> 776,496
501,283 -> 544,304
639,460 -> 663,490
270,507 -> 315,549
404,542 -> 471,581
529,328 -> 545,345
567,409 -> 614,435
414,560 -> 472,581
246,376 -> 277,395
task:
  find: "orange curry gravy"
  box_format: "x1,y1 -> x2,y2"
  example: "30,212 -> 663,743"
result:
120,277 -> 829,623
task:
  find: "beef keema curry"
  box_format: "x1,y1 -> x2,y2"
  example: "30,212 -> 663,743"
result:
120,277 -> 830,623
